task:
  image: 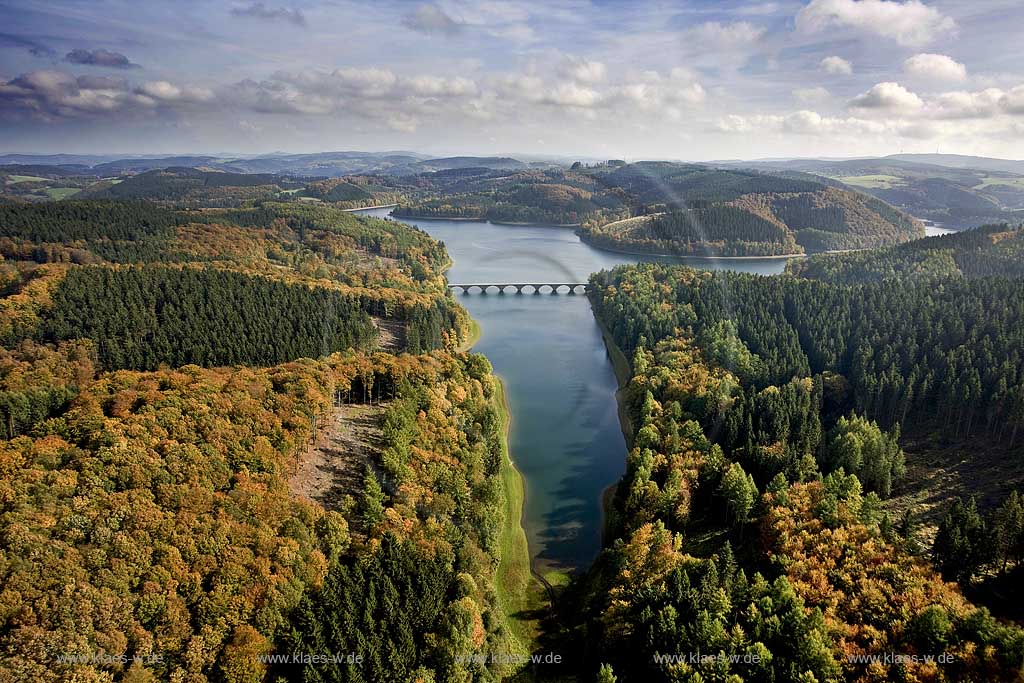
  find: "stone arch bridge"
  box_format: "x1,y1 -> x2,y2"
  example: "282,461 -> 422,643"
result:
448,283 -> 589,295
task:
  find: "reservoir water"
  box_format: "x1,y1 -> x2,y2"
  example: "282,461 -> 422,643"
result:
357,207 -> 787,575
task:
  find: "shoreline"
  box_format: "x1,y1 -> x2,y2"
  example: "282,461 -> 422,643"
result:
392,213 -> 482,222
577,237 -> 806,261
489,220 -> 580,228
491,373 -> 548,654
342,203 -> 397,212
456,318 -> 481,352
590,298 -> 635,540
394,213 -> 580,228
442,245 -> 541,653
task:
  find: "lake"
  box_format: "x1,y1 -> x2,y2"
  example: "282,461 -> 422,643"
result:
357,208 -> 787,575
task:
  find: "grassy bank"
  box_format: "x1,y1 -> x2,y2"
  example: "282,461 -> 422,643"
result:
457,317 -> 481,352
492,375 -> 547,654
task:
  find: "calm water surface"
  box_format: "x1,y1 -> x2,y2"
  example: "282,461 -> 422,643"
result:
358,207 -> 787,574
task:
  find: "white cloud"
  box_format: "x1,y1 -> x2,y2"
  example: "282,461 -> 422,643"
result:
717,110 -> 919,138
401,4 -> 463,36
931,88 -> 1003,118
927,86 -> 1024,119
848,81 -> 923,110
821,56 -> 853,75
797,0 -> 956,47
614,68 -> 706,113
903,53 -> 966,82
561,57 -> 607,84
386,113 -> 419,132
541,82 -> 601,107
1005,86 -> 1024,114
794,86 -> 830,103
0,70 -> 212,120
406,75 -> 478,97
685,21 -> 766,48
736,2 -> 781,16
137,81 -> 214,102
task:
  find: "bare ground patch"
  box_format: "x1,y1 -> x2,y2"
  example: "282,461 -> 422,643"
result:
371,316 -> 404,352
886,428 -> 1024,543
288,403 -> 386,510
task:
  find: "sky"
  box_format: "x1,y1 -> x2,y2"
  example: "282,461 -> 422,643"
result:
2,0 -> 1024,160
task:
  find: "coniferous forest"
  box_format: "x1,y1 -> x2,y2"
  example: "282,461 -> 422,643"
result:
563,226 -> 1024,682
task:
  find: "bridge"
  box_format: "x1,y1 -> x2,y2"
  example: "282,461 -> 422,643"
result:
448,283 -> 589,295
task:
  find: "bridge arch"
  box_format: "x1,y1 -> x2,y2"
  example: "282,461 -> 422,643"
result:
447,283 -> 588,295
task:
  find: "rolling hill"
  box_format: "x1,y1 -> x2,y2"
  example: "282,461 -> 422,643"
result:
78,167 -> 308,206
394,161 -> 924,254
726,156 -> 1024,228
0,151 -> 539,179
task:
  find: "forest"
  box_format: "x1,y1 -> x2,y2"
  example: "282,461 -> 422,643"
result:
0,351 -> 521,683
565,243 -> 1024,682
789,223 -> 1024,283
390,161 -> 923,253
0,192 -> 529,682
577,206 -> 802,257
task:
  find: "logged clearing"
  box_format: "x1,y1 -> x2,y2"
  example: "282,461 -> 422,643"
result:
887,430 -> 1024,543
289,403 -> 386,510
371,316 -> 403,351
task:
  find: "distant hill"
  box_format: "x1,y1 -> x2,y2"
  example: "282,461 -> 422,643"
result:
887,153 -> 1024,175
0,153 -> 123,166
393,160 -> 923,253
91,156 -> 225,175
0,164 -> 96,177
408,156 -> 527,173
722,156 -> 1024,229
1,164 -> 105,202
79,167 -> 306,206
0,151 -> 534,178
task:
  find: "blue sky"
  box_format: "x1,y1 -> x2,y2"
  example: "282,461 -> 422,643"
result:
2,0 -> 1024,159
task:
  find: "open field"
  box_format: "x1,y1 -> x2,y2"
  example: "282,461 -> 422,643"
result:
974,176 -> 1024,190
4,174 -> 48,184
44,187 -> 80,199
833,174 -> 906,189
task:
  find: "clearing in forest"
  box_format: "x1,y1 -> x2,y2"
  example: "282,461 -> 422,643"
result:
288,403 -> 386,510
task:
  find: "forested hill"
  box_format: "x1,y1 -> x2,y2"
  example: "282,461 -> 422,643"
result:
788,222 -> 1024,282
78,166 -> 308,206
0,196 -> 533,682
0,199 -> 467,372
566,260 -> 1024,682
393,160 -> 923,253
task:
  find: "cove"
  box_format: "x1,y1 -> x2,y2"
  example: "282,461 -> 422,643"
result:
357,208 -> 788,576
